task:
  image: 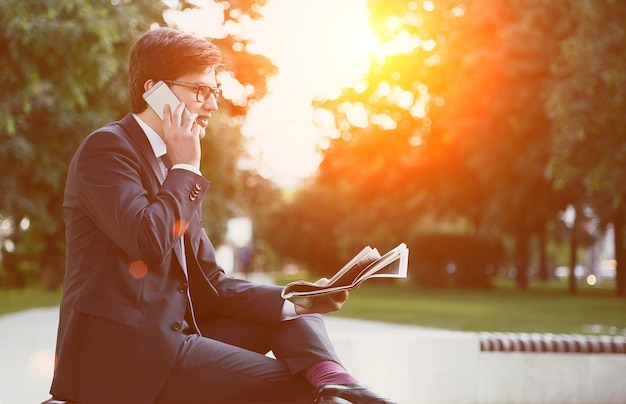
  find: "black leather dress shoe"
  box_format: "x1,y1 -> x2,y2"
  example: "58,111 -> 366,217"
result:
313,383 -> 396,404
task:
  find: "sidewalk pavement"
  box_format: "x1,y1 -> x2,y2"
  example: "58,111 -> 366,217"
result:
0,307 -> 59,404
0,306 -> 445,404
4,305 -> 625,404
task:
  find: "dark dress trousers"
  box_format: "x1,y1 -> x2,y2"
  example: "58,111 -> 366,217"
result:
50,114 -> 340,403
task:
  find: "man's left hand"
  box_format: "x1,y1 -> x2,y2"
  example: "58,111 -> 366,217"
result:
294,278 -> 349,315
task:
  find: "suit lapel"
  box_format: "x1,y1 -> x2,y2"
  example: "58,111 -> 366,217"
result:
119,114 -> 166,185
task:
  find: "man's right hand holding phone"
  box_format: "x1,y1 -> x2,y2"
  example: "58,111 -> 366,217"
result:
161,102 -> 203,171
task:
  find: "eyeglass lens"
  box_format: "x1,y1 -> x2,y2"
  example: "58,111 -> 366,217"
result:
198,86 -> 221,103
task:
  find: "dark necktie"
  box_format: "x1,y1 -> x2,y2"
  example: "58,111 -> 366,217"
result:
161,154 -> 172,170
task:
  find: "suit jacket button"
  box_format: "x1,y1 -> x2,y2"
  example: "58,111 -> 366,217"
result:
194,184 -> 201,191
178,283 -> 187,293
172,321 -> 182,331
189,194 -> 197,201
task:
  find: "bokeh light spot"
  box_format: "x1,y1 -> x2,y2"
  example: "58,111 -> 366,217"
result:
586,274 -> 597,286
128,260 -> 148,279
172,220 -> 189,237
27,349 -> 55,380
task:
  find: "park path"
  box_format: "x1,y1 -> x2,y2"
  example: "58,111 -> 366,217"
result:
0,306 -> 444,404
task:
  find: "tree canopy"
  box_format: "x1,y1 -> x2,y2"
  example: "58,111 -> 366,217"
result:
260,0 -> 626,296
2,0 -> 624,297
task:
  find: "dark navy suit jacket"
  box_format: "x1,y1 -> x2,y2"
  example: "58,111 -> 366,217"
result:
51,114 -> 284,403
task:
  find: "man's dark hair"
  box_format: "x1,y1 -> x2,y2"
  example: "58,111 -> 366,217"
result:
128,27 -> 223,113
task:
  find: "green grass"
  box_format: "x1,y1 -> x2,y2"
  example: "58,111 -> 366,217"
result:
2,278 -> 625,336
328,279 -> 626,335
0,287 -> 62,316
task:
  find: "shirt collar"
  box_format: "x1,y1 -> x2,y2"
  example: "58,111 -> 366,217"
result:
132,114 -> 166,158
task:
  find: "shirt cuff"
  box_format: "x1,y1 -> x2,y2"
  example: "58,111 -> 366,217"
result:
171,163 -> 202,176
281,300 -> 300,321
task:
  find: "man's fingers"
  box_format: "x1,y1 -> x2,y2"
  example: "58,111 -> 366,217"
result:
186,113 -> 199,131
173,101 -> 187,118
162,104 -> 172,128
314,278 -> 330,286
329,290 -> 348,306
164,102 -> 199,138
191,123 -> 202,137
161,100 -> 202,168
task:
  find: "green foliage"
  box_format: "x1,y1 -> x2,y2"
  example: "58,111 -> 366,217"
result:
422,0 -> 575,289
548,0 -> 626,196
261,0 -> 623,296
0,0 -> 165,289
0,0 -> 276,289
546,0 -> 626,296
275,0 -> 570,284
0,286 -> 62,316
260,185 -> 347,276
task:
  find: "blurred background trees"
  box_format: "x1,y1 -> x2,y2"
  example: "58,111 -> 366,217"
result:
1,0 -> 166,289
547,0 -> 626,296
1,0 -> 624,297
0,0 -> 277,289
261,0 -> 625,296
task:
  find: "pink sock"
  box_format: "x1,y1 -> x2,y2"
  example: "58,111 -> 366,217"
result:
306,360 -> 359,387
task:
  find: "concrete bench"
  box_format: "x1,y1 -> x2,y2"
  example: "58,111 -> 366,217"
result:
479,332 -> 626,354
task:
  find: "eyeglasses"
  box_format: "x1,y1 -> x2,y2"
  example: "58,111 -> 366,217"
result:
164,80 -> 222,103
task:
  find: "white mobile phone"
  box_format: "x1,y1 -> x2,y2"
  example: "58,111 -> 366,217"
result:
142,80 -> 188,120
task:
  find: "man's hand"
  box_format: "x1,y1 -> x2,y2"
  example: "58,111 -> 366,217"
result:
293,278 -> 349,315
162,102 -> 202,169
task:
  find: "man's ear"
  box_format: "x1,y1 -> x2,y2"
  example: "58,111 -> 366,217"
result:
143,79 -> 155,92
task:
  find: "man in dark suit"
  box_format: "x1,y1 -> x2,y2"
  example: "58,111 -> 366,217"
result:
49,28 -> 394,403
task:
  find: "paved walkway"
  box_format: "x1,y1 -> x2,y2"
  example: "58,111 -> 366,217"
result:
0,306 -> 442,404
0,307 -> 59,404
3,305 -> 624,404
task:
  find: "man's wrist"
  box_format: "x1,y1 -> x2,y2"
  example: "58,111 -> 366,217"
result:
171,163 -> 201,176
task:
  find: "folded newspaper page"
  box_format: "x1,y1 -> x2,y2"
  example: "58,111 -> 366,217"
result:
281,243 -> 409,308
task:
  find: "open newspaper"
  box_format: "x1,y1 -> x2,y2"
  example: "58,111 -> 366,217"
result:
281,243 -> 409,308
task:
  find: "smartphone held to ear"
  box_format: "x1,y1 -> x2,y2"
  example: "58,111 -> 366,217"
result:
142,81 -> 189,120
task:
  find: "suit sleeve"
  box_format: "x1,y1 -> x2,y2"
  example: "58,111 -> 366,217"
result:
190,227 -> 286,327
70,129 -> 209,266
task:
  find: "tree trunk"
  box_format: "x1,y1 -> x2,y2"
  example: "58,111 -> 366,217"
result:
614,206 -> 626,298
538,227 -> 549,282
515,230 -> 529,290
568,206 -> 578,295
